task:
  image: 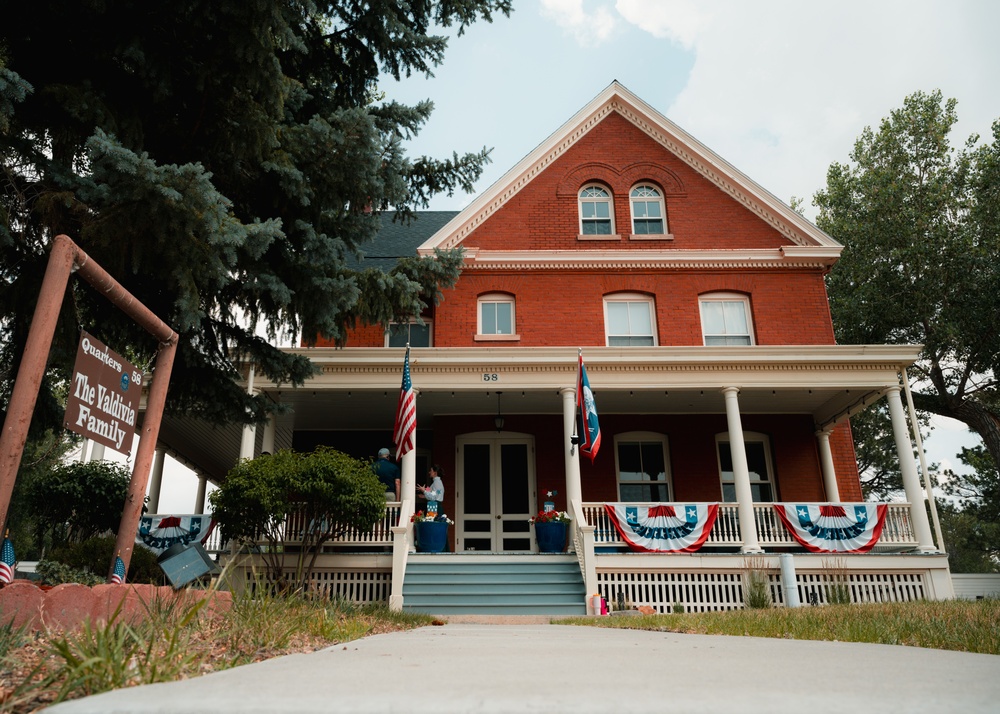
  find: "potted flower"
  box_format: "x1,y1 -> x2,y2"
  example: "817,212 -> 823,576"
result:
530,509 -> 570,553
411,510 -> 454,553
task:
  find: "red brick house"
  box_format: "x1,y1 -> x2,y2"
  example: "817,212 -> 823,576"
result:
163,83 -> 952,613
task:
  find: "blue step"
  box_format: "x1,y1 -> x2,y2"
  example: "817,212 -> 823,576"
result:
401,555 -> 588,616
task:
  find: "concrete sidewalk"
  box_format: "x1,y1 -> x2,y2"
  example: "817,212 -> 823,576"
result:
49,623 -> 1000,713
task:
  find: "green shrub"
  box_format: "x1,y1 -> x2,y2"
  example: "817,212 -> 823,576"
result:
46,536 -> 163,585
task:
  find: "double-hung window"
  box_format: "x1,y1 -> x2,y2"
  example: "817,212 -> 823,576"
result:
630,184 -> 666,235
700,293 -> 753,345
615,433 -> 672,501
579,185 -> 614,235
477,293 -> 516,339
604,294 -> 656,346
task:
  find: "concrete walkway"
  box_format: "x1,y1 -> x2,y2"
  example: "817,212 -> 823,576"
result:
49,623 -> 1000,713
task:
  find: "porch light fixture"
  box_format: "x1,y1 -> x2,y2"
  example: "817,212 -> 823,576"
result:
494,391 -> 504,432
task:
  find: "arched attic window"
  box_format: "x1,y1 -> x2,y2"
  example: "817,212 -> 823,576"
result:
579,184 -> 614,235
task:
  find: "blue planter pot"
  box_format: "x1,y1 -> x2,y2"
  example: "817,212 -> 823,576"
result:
415,520 -> 449,553
534,521 -> 567,553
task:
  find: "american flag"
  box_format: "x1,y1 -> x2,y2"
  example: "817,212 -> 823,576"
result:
0,534 -> 15,584
393,346 -> 416,460
110,554 -> 126,585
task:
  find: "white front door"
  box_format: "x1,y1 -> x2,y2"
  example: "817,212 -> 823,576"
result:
456,433 -> 536,552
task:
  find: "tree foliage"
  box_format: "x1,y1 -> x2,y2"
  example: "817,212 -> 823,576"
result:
209,447 -> 385,591
0,1 -> 511,430
937,445 -> 1000,571
26,459 -> 133,547
815,90 -> 1000,471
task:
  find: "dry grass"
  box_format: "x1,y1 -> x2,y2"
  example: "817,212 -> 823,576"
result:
0,594 -> 430,713
561,599 -> 1000,655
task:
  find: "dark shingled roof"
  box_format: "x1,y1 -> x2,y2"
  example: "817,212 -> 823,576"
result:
350,211 -> 460,271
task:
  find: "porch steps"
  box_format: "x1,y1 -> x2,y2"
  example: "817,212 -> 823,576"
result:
401,554 -> 588,616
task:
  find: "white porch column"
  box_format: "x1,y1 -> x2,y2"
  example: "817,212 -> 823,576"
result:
238,366 -> 257,461
90,442 -> 106,461
815,428 -> 840,502
261,414 -> 276,455
79,438 -> 90,462
722,386 -> 762,553
194,475 -> 207,515
400,388 -> 418,504
886,386 -> 936,552
560,387 -> 582,507
147,448 -> 166,513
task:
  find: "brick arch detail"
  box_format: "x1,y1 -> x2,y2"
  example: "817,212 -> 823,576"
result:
619,162 -> 686,195
600,276 -> 659,296
556,161 -> 686,197
467,274 -> 528,297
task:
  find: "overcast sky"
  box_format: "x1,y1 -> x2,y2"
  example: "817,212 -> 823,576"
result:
149,0 -> 996,511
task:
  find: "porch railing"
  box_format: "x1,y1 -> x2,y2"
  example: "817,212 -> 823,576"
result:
580,502 -> 918,550
276,502 -> 400,548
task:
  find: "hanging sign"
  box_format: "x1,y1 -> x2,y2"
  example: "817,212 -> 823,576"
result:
64,331 -> 143,455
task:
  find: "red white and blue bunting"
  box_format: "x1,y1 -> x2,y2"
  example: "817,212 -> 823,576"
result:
137,514 -> 215,554
774,504 -> 888,553
604,503 -> 719,553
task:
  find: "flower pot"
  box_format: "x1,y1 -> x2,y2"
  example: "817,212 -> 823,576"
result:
534,521 -> 567,553
415,520 -> 449,553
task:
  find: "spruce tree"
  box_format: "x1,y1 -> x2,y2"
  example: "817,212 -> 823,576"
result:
1,1 -> 511,428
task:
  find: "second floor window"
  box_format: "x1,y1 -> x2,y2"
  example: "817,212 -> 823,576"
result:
605,295 -> 656,346
579,185 -> 613,235
478,294 -> 515,336
700,294 -> 753,345
630,185 -> 665,235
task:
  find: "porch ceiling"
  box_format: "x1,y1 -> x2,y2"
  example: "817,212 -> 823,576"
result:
147,344 -> 920,483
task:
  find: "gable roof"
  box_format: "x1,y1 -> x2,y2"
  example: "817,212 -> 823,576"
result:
417,81 -> 840,267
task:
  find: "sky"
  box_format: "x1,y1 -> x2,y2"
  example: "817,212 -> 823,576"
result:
144,0 -> 998,512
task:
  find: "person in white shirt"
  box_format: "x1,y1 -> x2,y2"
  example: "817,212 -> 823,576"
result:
421,465 -> 445,517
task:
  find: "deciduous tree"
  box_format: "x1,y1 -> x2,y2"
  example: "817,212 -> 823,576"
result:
816,90 -> 1000,470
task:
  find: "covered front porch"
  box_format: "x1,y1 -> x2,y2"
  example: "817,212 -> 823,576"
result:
221,495 -> 952,613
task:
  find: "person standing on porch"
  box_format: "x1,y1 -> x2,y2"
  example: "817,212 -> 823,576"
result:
373,448 -> 400,501
421,465 -> 445,517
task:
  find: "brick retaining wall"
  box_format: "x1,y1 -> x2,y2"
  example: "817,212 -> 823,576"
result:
0,580 -> 232,631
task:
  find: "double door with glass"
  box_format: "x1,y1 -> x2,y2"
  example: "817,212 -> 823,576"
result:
456,434 -> 535,552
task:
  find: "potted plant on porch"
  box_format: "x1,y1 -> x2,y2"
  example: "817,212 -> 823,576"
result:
530,509 -> 570,553
411,511 -> 453,553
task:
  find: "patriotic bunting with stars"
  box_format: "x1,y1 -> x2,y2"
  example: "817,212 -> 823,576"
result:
604,503 -> 719,553
774,504 -> 888,553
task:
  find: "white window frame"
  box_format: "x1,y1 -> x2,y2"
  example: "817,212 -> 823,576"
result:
699,293 -> 754,346
385,320 -> 433,347
578,184 -> 616,237
715,432 -> 775,503
603,293 -> 657,346
476,293 -> 518,341
614,432 -> 672,502
629,184 -> 668,237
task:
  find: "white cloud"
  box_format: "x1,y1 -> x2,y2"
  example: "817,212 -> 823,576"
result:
540,0 -> 620,45
615,0 -> 716,49
610,0 -> 1000,219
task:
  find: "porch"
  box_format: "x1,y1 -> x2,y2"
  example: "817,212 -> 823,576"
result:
221,498 -> 954,614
